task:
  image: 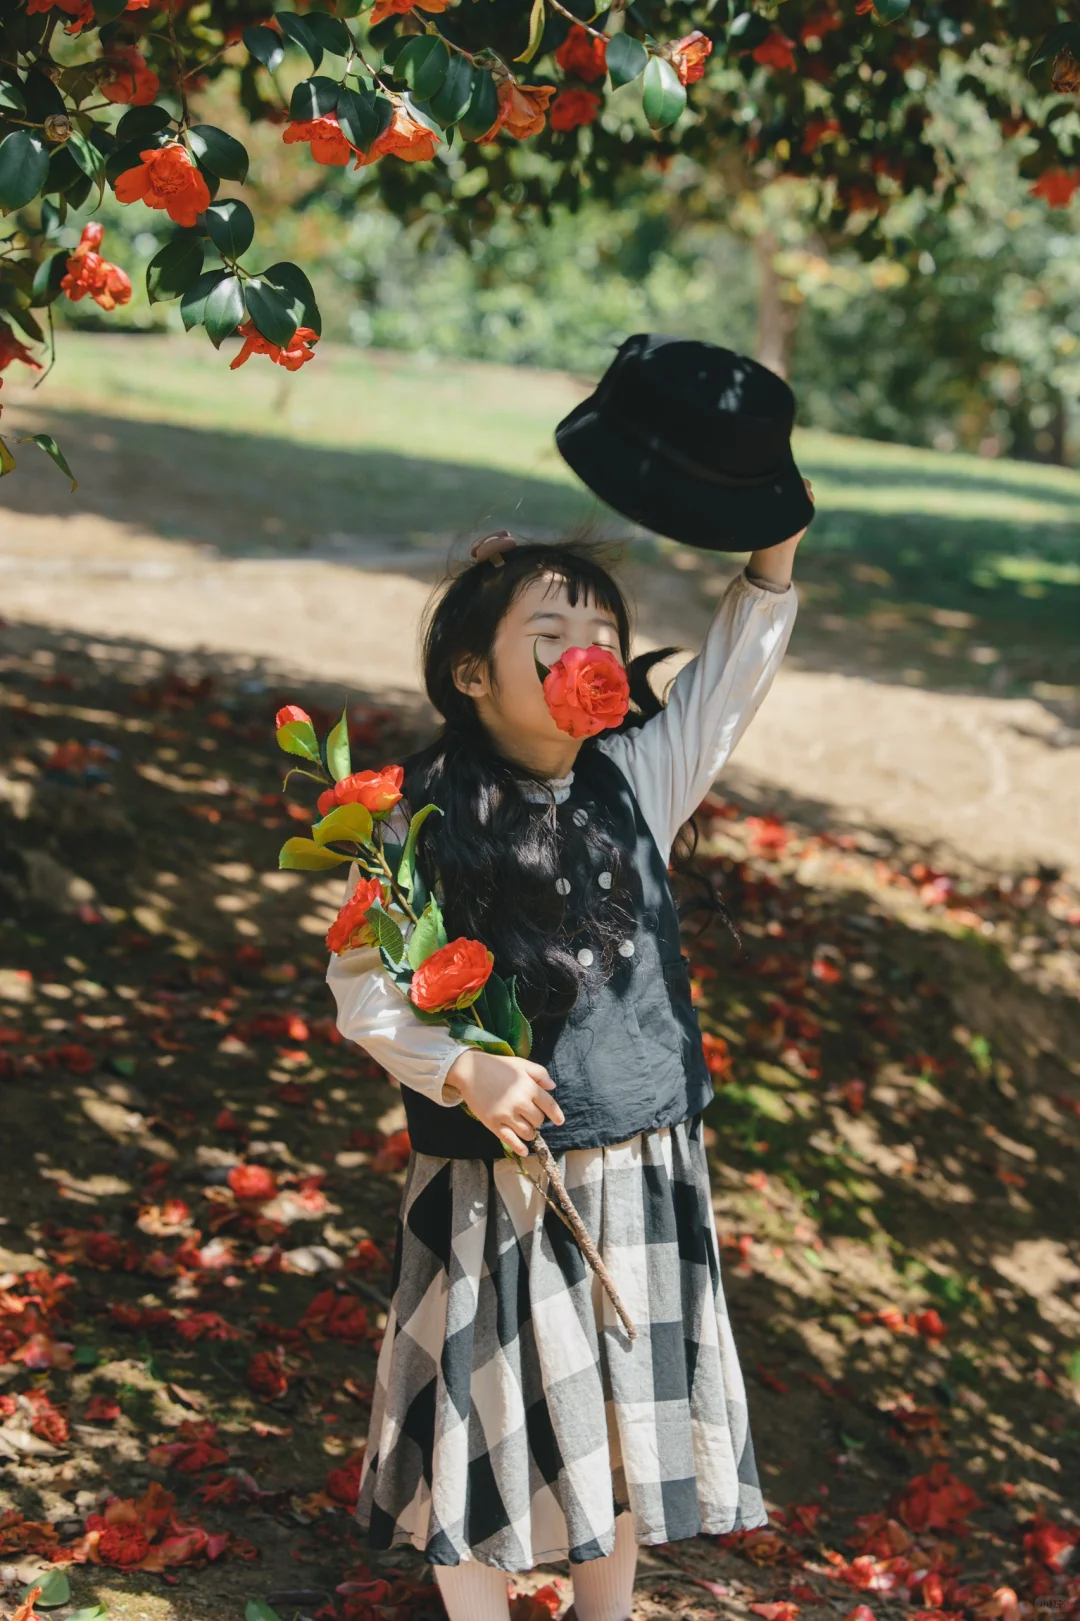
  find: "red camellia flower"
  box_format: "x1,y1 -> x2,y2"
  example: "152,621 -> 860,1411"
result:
1030,167 -> 1080,209
370,0 -> 449,23
896,1463 -> 981,1532
542,644 -> 630,738
275,704 -> 311,729
97,1520 -> 151,1567
100,45 -> 159,107
283,112 -> 358,167
0,327 -> 43,373
325,1450 -> 366,1505
114,143 -> 211,229
800,7 -> 842,44
670,31 -> 713,86
61,223 -> 133,313
229,320 -> 319,372
247,1350 -> 289,1400
227,1164 -> 277,1204
481,81 -> 557,142
26,0 -> 95,34
85,1394 -> 122,1422
753,30 -> 797,71
326,876 -> 385,955
317,764 -> 404,819
554,24 -> 607,83
356,103 -> 442,166
550,89 -> 602,133
409,938 -> 494,1013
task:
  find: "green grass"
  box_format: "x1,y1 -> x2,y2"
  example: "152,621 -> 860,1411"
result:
6,332 -> 1080,696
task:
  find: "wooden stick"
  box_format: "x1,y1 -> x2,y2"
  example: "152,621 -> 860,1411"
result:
529,1137 -> 637,1340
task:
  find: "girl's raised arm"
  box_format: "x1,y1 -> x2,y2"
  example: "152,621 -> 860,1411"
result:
599,562 -> 797,862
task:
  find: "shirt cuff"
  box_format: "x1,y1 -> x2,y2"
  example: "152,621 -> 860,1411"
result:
742,566 -> 792,595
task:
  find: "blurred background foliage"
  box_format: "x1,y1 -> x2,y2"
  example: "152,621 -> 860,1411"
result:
56,56 -> 1080,467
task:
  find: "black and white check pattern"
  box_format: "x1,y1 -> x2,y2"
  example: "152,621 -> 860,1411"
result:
356,1117 -> 766,1572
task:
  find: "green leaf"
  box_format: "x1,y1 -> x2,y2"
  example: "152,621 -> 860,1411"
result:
68,130 -> 107,188
279,837 -> 350,870
276,715 -> 321,761
406,897 -> 446,971
73,1343 -> 98,1366
147,234 -> 204,304
188,124 -> 249,183
365,899 -> 404,964
336,85 -> 388,149
180,266 -> 226,331
606,33 -> 647,88
18,433 -> 76,491
398,803 -> 440,903
1029,21 -> 1080,70
479,970 -> 511,1042
516,0 -> 546,64
245,1605 -> 283,1621
727,11 -> 770,51
262,259 -> 322,338
460,70 -> 500,142
0,436 -> 15,478
304,10 -> 352,57
457,1027 -> 515,1056
0,79 -> 27,116
204,272 -> 244,348
205,198 -> 254,260
866,0 -> 909,20
115,103 -> 173,143
277,11 -> 324,72
396,35 -> 450,102
0,129 -> 49,211
244,24 -> 286,74
245,276 -> 297,348
642,54 -> 686,129
326,704 -> 351,781
311,802 -> 373,847
94,0 -> 129,20
30,249 -> 68,308
290,74 -> 341,121
23,1570 -> 71,1608
506,975 -> 532,1058
533,640 -> 551,682
428,55 -> 475,127
67,1609 -> 108,1621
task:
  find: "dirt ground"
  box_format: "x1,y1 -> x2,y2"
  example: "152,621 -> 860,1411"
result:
0,359 -> 1079,1621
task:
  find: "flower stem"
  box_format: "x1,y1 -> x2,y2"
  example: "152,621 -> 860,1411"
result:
528,1136 -> 637,1340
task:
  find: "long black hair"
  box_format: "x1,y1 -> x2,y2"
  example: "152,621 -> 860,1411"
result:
405,538 -> 730,1022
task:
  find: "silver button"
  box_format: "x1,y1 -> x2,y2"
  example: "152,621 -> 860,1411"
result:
598,871 -> 613,890
618,939 -> 635,957
555,877 -> 571,896
576,947 -> 594,967
572,807 -> 588,827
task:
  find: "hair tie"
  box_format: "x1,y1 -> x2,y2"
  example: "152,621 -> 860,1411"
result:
470,530 -> 517,568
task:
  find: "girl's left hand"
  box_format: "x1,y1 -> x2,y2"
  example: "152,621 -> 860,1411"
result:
747,478 -> 813,589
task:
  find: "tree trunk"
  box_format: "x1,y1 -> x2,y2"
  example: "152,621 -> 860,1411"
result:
755,229 -> 799,381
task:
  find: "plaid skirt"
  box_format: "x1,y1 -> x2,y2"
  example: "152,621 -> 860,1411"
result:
357,1117 -> 766,1572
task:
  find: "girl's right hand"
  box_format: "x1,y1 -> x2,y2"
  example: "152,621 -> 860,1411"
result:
445,1048 -> 564,1157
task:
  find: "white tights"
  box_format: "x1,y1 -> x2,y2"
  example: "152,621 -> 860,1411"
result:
433,1512 -> 638,1621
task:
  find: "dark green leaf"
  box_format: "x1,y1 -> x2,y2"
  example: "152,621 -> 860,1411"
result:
867,0 -> 909,20
366,900 -> 404,964
480,971 -> 512,1043
93,0 -> 129,21
22,1570 -> 70,1609
6,303 -> 43,343
116,103 -> 174,143
506,976 -> 532,1058
290,75 -> 342,121
244,24 -> 286,74
262,260 -> 322,337
1029,21 -> 1080,70
326,705 -> 351,781
188,124 -> 249,182
396,35 -> 450,102
22,71 -> 65,122
0,130 -> 49,211
727,11 -> 770,51
429,55 -> 474,127
148,235 -> 204,304
277,714 -> 320,760
459,70 -> 499,141
204,272 -> 244,347
180,266 -> 226,330
642,54 -> 686,129
606,33 -> 647,88
30,250 -> 68,308
205,198 -> 254,260
398,803 -> 440,902
516,0 -> 546,64
337,84 -> 391,149
40,197 -> 63,239
381,36 -> 409,69
18,433 -> 77,491
457,1027 -> 515,1056
276,12 -> 324,72
304,10 -> 352,56
67,130 -> 107,187
245,1605 -> 282,1621
245,276 -> 297,348
0,79 -> 27,116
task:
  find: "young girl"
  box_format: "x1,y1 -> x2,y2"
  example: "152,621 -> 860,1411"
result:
327,524 -> 803,1621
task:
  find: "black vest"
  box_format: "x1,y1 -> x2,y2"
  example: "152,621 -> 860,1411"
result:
400,747 -> 714,1160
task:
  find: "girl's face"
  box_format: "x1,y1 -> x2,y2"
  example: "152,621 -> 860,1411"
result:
454,571 -> 623,774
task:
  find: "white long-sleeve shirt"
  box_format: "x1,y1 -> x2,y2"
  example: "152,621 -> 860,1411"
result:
326,570 -> 797,1106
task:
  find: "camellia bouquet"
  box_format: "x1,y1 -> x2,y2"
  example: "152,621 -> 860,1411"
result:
273,640 -> 637,1334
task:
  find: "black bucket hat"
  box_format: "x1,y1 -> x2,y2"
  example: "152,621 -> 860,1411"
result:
555,333 -> 815,553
